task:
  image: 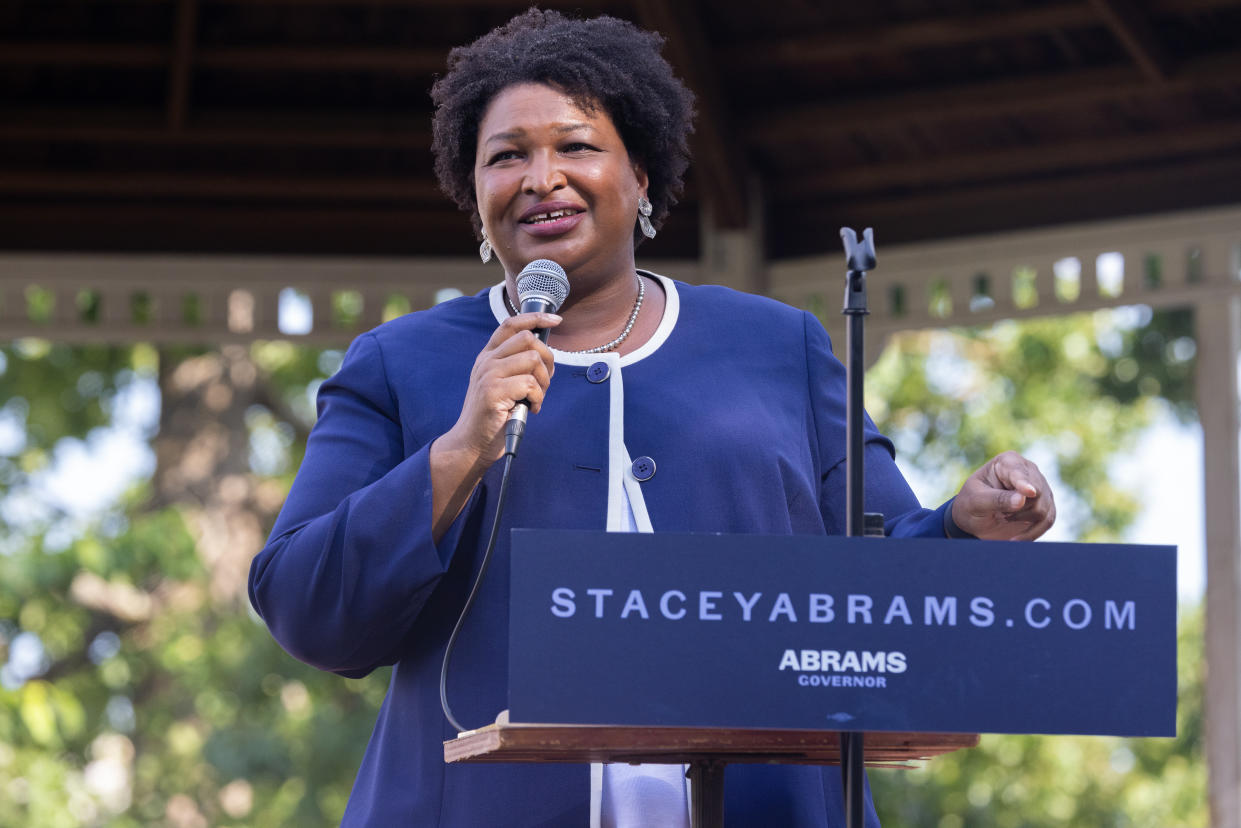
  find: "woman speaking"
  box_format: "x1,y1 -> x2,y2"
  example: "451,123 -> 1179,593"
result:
248,9 -> 1055,827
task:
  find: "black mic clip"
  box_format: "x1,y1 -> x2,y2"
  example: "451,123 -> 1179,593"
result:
840,227 -> 875,316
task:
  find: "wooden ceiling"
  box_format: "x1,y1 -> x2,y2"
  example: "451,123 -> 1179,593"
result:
2,0 -> 1240,260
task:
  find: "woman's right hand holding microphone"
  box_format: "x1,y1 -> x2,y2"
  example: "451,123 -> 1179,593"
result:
429,311 -> 561,541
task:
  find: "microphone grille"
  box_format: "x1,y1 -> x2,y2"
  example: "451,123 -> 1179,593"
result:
516,259 -> 570,313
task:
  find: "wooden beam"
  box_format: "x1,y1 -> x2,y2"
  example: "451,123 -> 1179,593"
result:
772,153 -> 1241,250
1089,0 -> 1174,81
722,0 -> 1239,66
815,154 -> 1241,219
0,204 -> 475,255
723,3 -> 1099,66
0,43 -> 167,67
747,53 -> 1241,144
189,110 -> 432,144
129,0 -> 1236,10
0,203 -> 465,229
1152,0 -> 1241,11
784,119 -> 1241,198
167,0 -> 199,131
0,42 -> 445,74
633,0 -> 749,228
195,45 -> 445,74
195,0 -> 607,6
0,171 -> 444,201
0,121 -> 432,150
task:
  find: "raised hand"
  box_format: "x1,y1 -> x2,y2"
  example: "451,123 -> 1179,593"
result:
951,451 -> 1056,541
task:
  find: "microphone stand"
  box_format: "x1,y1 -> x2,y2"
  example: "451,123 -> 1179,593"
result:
839,227 -> 877,828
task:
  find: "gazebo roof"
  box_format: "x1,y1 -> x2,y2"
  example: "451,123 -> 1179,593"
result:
2,0 -> 1240,258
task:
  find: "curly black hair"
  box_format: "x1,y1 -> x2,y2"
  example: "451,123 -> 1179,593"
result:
430,8 -> 695,245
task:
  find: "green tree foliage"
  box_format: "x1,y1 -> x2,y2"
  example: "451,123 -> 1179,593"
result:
862,308 -> 1203,826
0,536 -> 389,826
0,339 -> 384,827
864,308 -> 1195,540
0,341 -> 139,541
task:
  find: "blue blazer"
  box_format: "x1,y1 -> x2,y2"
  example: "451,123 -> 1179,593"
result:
250,275 -> 954,826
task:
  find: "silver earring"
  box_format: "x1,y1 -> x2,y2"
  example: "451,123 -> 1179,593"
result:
479,233 -> 493,264
637,196 -> 656,239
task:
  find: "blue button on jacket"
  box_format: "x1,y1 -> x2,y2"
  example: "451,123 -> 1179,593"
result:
249,275 -> 953,827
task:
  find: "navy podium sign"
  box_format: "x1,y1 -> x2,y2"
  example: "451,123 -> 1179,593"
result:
508,530 -> 1176,737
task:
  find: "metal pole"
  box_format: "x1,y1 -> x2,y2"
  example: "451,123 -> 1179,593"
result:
839,227 -> 876,828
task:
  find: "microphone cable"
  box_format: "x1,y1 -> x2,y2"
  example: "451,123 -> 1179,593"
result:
439,451 -> 515,735
439,259 -> 569,734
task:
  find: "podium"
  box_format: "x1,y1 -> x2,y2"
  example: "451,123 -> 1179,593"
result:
442,529 -> 1175,826
447,713 -> 977,827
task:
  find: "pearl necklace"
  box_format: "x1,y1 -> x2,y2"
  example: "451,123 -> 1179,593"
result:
505,274 -> 645,354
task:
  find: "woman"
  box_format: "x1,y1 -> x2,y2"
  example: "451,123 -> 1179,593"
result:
248,9 -> 1054,827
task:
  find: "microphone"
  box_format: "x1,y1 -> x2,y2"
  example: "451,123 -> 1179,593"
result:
505,259 -> 570,457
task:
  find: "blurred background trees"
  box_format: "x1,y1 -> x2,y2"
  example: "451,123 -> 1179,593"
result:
862,307 -> 1204,827
0,303 -> 1204,826
0,341 -> 387,826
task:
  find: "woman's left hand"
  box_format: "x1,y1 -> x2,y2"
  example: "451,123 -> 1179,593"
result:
951,451 -> 1056,541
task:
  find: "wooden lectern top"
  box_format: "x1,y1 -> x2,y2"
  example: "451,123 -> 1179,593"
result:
445,711 -> 978,768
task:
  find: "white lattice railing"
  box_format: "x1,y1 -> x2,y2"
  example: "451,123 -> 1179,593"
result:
1,205 -> 1239,346
0,256 -> 505,345
0,253 -> 708,346
772,204 -> 1241,349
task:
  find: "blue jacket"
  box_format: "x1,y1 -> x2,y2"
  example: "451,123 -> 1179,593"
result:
250,275 -> 953,826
